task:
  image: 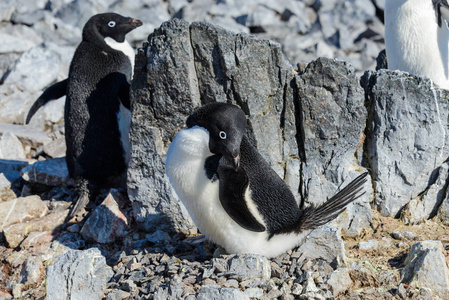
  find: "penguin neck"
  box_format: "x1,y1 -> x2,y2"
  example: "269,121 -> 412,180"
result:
104,37 -> 135,79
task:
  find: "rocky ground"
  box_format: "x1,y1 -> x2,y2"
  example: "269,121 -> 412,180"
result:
1,0 -> 449,299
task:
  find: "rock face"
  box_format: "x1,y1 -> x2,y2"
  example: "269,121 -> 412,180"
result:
362,70 -> 449,218
46,248 -> 113,300
129,19 -> 371,234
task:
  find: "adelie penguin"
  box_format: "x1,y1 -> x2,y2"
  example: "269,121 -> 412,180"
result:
25,13 -> 143,220
165,102 -> 368,258
385,0 -> 449,89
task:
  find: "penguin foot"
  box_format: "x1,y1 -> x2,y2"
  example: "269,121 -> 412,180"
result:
66,192 -> 90,223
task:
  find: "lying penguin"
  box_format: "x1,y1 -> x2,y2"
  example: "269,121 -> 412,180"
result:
165,102 -> 368,258
25,13 -> 143,220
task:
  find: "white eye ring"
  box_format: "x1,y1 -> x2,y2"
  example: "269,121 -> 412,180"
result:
219,131 -> 226,140
108,21 -> 116,27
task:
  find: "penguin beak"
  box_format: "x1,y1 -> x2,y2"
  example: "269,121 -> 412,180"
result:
232,155 -> 240,171
130,18 -> 143,29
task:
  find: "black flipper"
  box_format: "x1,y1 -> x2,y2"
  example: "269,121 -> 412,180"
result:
25,79 -> 68,124
297,172 -> 369,231
217,162 -> 266,232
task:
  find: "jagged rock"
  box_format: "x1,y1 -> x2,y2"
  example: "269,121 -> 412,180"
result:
21,157 -> 69,187
2,45 -> 60,92
401,162 -> 449,224
80,189 -> 131,244
19,256 -> 43,285
0,196 -> 48,231
0,172 -> 20,202
41,136 -> 66,158
46,248 -> 114,300
0,123 -> 51,148
295,224 -> 346,267
145,229 -> 171,244
0,24 -> 43,54
197,285 -> 249,300
0,132 -> 26,159
129,19 -> 371,236
437,195 -> 449,225
226,254 -> 271,281
401,241 -> 449,299
327,268 -> 353,297
362,70 -> 449,217
3,209 -> 68,248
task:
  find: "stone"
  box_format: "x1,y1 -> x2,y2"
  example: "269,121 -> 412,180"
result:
145,229 -> 171,244
0,196 -> 48,231
0,123 -> 51,148
401,162 -> 449,224
42,137 -> 66,158
2,45 -> 60,92
20,157 -> 69,187
401,241 -> 449,299
0,132 -> 26,159
327,268 -> 353,296
362,70 -> 449,217
19,256 -> 43,285
46,248 -> 114,300
244,287 -> 264,298
0,172 -> 20,202
295,224 -> 346,267
106,290 -> 131,300
438,195 -> 449,225
358,240 -> 379,250
80,189 -> 131,244
226,254 -> 271,281
3,209 -> 68,248
0,24 -> 42,54
197,285 -> 249,300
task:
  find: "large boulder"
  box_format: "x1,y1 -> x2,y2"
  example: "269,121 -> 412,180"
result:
362,70 -> 449,218
129,19 -> 370,235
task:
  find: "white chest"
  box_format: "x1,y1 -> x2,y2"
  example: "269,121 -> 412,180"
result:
104,37 -> 135,81
165,127 -> 309,258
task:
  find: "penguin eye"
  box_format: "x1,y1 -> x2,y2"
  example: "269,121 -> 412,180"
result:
108,21 -> 116,27
219,131 -> 227,140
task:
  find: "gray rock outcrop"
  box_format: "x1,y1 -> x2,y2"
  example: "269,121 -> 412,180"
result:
129,19 -> 371,235
362,70 -> 449,219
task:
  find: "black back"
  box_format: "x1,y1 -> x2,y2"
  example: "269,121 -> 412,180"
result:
65,13 -> 139,183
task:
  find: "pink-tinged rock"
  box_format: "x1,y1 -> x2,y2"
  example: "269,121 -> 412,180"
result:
80,189 -> 130,244
0,196 -> 48,231
3,210 -> 68,248
0,290 -> 12,300
20,231 -> 53,250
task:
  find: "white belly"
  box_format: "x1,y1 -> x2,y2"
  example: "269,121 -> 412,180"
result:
385,0 -> 449,89
165,126 -> 310,258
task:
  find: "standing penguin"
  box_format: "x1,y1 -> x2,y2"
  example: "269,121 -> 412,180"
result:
385,0 -> 449,89
165,103 -> 368,258
25,13 -> 143,220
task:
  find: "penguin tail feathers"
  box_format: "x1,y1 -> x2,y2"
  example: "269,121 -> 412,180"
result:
297,172 -> 369,231
25,79 -> 68,124
66,178 -> 90,222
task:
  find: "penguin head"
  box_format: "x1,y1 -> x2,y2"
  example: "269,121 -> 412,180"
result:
83,12 -> 143,45
186,103 -> 247,171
